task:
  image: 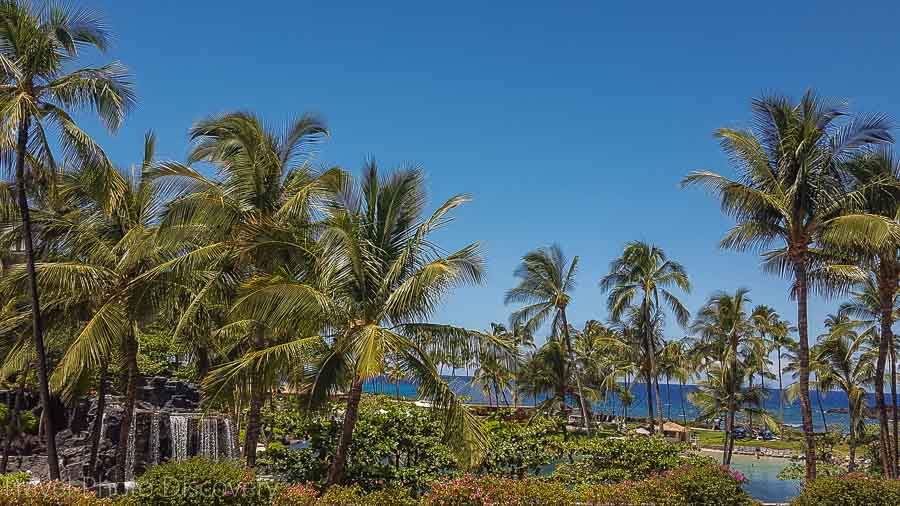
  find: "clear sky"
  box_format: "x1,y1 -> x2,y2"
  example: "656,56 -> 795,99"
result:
83,0 -> 900,349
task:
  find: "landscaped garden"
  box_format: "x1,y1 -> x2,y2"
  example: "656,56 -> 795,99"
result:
4,1 -> 900,505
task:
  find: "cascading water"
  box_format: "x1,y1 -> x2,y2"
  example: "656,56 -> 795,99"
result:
199,417 -> 219,459
149,412 -> 161,466
124,413 -> 138,481
170,414 -> 189,461
223,418 -> 236,459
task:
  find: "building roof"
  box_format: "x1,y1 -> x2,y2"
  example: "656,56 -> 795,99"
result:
662,421 -> 688,433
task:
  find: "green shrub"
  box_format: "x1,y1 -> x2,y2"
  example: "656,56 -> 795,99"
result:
0,480 -> 113,506
661,465 -> 755,506
0,472 -> 28,487
261,397 -> 456,490
317,484 -> 416,506
791,474 -> 900,506
131,458 -> 281,506
478,417 -> 564,478
552,435 -> 715,485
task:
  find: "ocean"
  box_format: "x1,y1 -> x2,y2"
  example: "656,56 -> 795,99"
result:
364,375 -> 897,430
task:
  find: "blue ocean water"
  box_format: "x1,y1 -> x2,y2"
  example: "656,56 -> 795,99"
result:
364,375 -> 896,430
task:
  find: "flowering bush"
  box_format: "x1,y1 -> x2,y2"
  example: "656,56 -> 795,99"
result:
0,480 -> 113,506
271,484 -> 319,506
422,474 -> 576,506
791,474 -> 900,505
423,465 -> 755,506
130,458 -> 281,506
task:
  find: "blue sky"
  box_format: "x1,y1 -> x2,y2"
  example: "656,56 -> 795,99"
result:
83,1 -> 900,348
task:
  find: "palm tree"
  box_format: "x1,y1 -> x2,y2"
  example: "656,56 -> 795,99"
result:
17,134 -> 172,482
203,162 -> 508,486
682,91 -> 893,480
842,148 -> 900,477
472,350 -> 512,407
505,244 -> 592,434
753,306 -> 794,425
689,288 -> 756,465
601,240 -> 691,433
0,1 -> 135,478
689,363 -> 770,466
147,112 -> 333,467
839,274 -> 900,475
662,339 -> 693,425
815,313 -> 874,471
518,337 -> 595,433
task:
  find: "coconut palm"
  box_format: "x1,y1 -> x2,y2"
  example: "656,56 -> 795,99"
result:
752,306 -> 794,424
203,162 -> 509,486
601,240 -> 691,433
505,244 -> 592,434
8,134 -> 174,482
661,339 -> 693,425
682,90 -> 894,479
689,288 -> 756,465
689,362 -> 771,466
0,1 -> 135,477
145,112 -> 335,467
841,148 -> 900,476
472,350 -> 512,407
815,313 -> 874,471
839,273 -> 900,474
518,337 -> 595,433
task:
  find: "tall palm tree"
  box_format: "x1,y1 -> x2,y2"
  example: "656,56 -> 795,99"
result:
839,274 -> 900,475
147,112 -> 333,467
601,240 -> 691,433
204,162 -> 508,486
518,337 -> 595,433
752,306 -> 794,425
20,134 -> 172,482
842,148 -> 900,477
682,91 -> 893,480
505,244 -> 592,434
0,1 -> 135,478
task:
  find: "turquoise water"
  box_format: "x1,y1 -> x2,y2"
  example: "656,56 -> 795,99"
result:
700,450 -> 801,503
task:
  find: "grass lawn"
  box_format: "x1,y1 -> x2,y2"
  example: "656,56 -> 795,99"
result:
692,429 -> 851,456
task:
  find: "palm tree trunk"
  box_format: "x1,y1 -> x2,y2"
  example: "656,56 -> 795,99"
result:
560,309 -> 591,435
794,259 -> 817,481
0,370 -> 27,474
748,374 -> 754,430
724,402 -> 736,466
645,371 -> 655,432
87,364 -> 108,483
680,379 -> 687,426
777,347 -> 785,426
876,262 -> 895,478
816,384 -> 827,431
848,401 -> 857,472
666,374 -> 671,420
327,374 -> 364,487
891,344 -> 898,478
116,330 -> 139,483
14,113 -> 60,481
243,380 -> 267,467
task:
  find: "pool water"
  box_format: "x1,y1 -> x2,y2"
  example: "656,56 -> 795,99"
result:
700,450 -> 801,503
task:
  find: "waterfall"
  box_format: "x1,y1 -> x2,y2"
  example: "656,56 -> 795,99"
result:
170,415 -> 189,461
124,413 -> 138,481
98,409 -> 108,443
223,418 -> 236,459
149,412 -> 161,466
199,417 -> 219,459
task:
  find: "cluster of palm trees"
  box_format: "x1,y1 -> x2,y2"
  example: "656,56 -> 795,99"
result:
0,0 -> 509,487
